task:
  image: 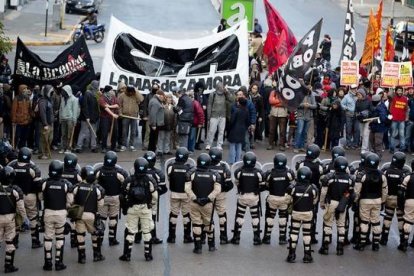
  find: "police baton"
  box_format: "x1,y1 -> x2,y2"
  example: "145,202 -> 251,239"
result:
209,198 -> 216,232
258,193 -> 262,217
156,193 -> 160,222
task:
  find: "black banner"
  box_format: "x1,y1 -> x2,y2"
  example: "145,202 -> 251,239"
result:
339,0 -> 357,62
279,19 -> 322,110
13,37 -> 95,89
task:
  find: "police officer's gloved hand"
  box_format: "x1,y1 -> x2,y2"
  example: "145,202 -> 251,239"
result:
157,185 -> 168,195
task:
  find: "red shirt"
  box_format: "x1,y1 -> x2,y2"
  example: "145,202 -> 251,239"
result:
99,94 -> 119,118
192,100 -> 205,127
390,95 -> 408,122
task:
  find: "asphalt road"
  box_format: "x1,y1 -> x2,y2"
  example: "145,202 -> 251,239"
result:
2,1 -> 414,275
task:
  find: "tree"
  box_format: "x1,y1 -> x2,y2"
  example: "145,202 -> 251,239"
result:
0,21 -> 12,56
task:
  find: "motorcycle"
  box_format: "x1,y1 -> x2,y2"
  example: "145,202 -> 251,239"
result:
72,23 -> 105,43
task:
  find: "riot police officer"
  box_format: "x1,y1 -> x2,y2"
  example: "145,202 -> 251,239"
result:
62,152 -> 82,248
262,153 -> 295,245
72,166 -> 105,263
166,147 -> 194,243
399,159 -> 414,251
353,153 -> 387,251
0,166 -> 27,273
8,147 -> 43,248
208,147 -> 233,244
380,152 -> 407,245
319,157 -> 353,256
286,166 -> 318,263
231,152 -> 265,245
143,151 -> 167,244
95,151 -> 128,246
119,158 -> 157,262
295,144 -> 323,244
39,160 -> 73,271
185,153 -> 221,253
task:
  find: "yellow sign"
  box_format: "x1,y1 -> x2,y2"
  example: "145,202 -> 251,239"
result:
340,60 -> 359,86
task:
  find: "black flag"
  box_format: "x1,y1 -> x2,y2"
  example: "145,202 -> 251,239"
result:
401,22 -> 410,61
13,37 -> 95,90
339,0 -> 357,62
278,19 -> 323,110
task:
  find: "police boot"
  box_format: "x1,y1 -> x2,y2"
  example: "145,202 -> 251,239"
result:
167,222 -> 176,244
262,221 -> 271,245
286,248 -> 296,263
208,233 -> 216,252
193,240 -> 202,254
318,242 -> 329,255
31,230 -> 43,249
109,226 -> 120,246
55,247 -> 67,271
219,216 -> 228,245
397,238 -> 408,252
119,237 -> 132,262
4,250 -> 18,273
134,232 -> 142,244
372,242 -> 380,251
230,223 -> 241,245
144,241 -> 153,261
343,228 -> 350,245
151,215 -> 163,244
93,246 -> 105,262
43,249 -> 53,271
70,230 -> 77,248
77,249 -> 86,264
303,250 -> 313,263
13,234 -> 19,249
253,229 -> 262,246
183,221 -> 193,243
201,227 -> 206,245
336,242 -> 344,256
379,229 -> 389,246
353,239 -> 365,251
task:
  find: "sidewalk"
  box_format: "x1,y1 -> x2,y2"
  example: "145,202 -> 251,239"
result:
3,0 -> 84,46
338,0 -> 414,22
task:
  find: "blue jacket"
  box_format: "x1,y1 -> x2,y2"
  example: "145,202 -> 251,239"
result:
369,102 -> 388,133
231,99 -> 256,125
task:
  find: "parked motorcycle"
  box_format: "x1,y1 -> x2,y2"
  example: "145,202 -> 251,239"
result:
72,23 -> 105,43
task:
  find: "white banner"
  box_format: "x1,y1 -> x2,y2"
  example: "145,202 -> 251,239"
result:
100,16 -> 249,94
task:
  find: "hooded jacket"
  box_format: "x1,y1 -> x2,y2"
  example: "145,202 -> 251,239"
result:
59,85 -> 80,122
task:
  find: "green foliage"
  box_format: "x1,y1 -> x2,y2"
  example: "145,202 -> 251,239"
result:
0,21 -> 12,55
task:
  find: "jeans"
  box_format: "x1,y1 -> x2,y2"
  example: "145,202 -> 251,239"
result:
157,130 -> 171,154
345,115 -> 360,147
206,116 -> 226,148
359,122 -> 370,152
294,119 -> 311,149
228,143 -> 242,164
405,120 -> 414,151
390,121 -> 406,151
121,118 -> 137,147
188,127 -> 197,152
76,120 -> 97,149
15,124 -> 29,148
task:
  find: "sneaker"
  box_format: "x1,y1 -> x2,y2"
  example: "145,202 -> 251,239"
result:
293,149 -> 299,153
129,146 -> 137,152
38,155 -> 49,160
58,149 -> 65,154
32,148 -> 39,154
74,148 -> 82,153
279,146 -> 286,151
266,145 -> 274,150
52,145 -> 59,151
101,148 -> 107,153
119,146 -> 127,152
64,149 -> 71,153
205,145 -> 211,150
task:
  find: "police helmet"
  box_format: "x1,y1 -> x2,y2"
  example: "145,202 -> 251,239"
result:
64,153 -> 78,169
0,166 -> 16,185
18,147 -> 31,163
144,151 -> 157,168
104,151 -> 117,167
360,151 -> 371,164
80,165 -> 96,184
297,166 -> 312,182
175,147 -> 189,163
49,160 -> 63,178
306,144 -> 320,160
366,153 -> 380,169
197,153 -> 211,169
209,147 -> 222,164
134,157 -> 149,174
273,153 -> 287,169
243,152 -> 257,168
334,156 -> 348,173
391,151 -> 406,169
331,146 -> 345,160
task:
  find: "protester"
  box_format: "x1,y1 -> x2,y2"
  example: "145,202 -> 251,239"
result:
99,85 -> 119,153
389,86 -> 408,153
267,88 -> 288,151
156,93 -> 174,156
293,87 -> 316,153
249,82 -> 264,147
148,89 -> 165,155
227,97 -> 249,164
341,84 -> 359,149
38,85 -> 54,159
11,84 -> 32,148
59,85 -> 80,153
254,18 -> 263,34
187,91 -> 204,154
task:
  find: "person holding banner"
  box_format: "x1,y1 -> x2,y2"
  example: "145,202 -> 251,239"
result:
389,86 -> 408,154
99,86 -> 119,153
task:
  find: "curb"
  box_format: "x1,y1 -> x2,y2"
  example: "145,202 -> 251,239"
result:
10,16 -> 84,46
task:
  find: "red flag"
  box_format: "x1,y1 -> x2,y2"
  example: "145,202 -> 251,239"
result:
411,52 -> 414,65
263,30 -> 289,74
384,25 -> 395,62
263,0 -> 297,74
375,0 -> 383,52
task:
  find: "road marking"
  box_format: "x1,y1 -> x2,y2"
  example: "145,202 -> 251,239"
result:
39,33 -> 68,38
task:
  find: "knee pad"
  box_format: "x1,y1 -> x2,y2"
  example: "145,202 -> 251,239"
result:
219,215 -> 227,225
170,213 -> 178,224
109,216 -> 118,227
252,218 -> 260,226
183,214 -> 191,224
142,232 -> 152,242
266,217 -> 275,226
56,238 -> 65,249
192,224 -> 203,235
236,217 -> 245,226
